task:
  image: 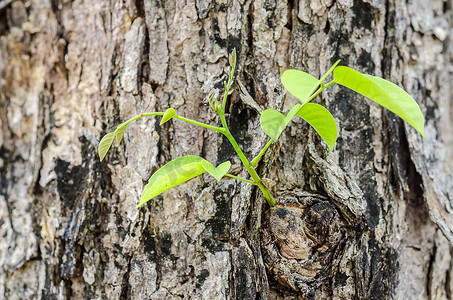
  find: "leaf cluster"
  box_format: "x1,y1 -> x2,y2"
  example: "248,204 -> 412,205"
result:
99,50 -> 425,208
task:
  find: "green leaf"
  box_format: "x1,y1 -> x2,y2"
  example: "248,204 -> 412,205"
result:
229,48 -> 236,69
281,70 -> 320,105
160,108 -> 176,125
260,104 -> 302,141
138,156 -> 206,208
297,103 -> 338,151
115,125 -> 127,146
333,66 -> 425,136
201,160 -> 231,181
98,132 -> 115,162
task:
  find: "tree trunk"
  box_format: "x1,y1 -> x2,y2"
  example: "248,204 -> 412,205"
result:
1,0 -> 452,299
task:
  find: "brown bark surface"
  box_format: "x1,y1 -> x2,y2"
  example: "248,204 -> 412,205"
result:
0,0 -> 452,299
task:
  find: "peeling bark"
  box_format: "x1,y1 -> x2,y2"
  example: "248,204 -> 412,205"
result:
0,0 -> 452,299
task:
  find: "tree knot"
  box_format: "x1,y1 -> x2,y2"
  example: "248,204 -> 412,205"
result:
261,192 -> 346,298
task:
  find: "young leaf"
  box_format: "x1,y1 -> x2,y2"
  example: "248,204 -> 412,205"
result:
333,66 -> 425,136
160,108 -> 176,125
115,125 -> 127,146
138,156 -> 206,208
201,160 -> 231,181
260,104 -> 302,141
207,89 -> 216,111
98,132 -> 115,162
281,70 -> 320,105
297,103 -> 338,151
229,48 -> 236,69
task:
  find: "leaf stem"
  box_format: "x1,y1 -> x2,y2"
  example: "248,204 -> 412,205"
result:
116,112 -> 225,134
324,80 -> 336,88
174,115 -> 225,133
225,173 -> 256,185
319,60 -> 341,84
117,112 -> 164,131
251,139 -> 273,167
304,80 -> 336,105
142,112 -> 164,117
304,61 -> 340,105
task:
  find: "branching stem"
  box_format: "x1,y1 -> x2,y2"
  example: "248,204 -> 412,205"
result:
249,78 -> 337,175
225,174 -> 256,185
115,53 -> 338,208
251,139 -> 273,167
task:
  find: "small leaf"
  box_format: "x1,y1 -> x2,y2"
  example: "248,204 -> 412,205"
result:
281,70 -> 320,105
229,48 -> 236,69
297,103 -> 338,151
207,89 -> 216,110
334,66 -> 425,136
260,104 -> 302,141
201,160 -> 231,181
138,156 -> 206,208
160,108 -> 176,125
260,109 -> 284,140
98,132 -> 115,162
115,125 -> 127,146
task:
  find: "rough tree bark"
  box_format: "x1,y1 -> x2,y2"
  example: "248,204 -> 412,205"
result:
0,0 -> 452,299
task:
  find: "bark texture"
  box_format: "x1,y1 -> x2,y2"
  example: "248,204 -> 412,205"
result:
0,0 -> 452,299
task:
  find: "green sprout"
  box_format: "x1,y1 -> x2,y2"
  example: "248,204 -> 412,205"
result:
98,49 -> 425,208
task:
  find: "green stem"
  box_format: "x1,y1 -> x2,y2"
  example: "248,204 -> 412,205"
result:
251,139 -> 273,167
225,173 -> 256,185
116,112 -> 225,134
304,80 -> 336,105
221,67 -> 235,113
324,80 -> 336,89
174,115 -> 225,133
319,60 -> 341,83
220,114 -> 276,206
142,112 -> 164,117
217,62 -> 275,205
304,62 -> 340,105
119,112 -> 164,129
